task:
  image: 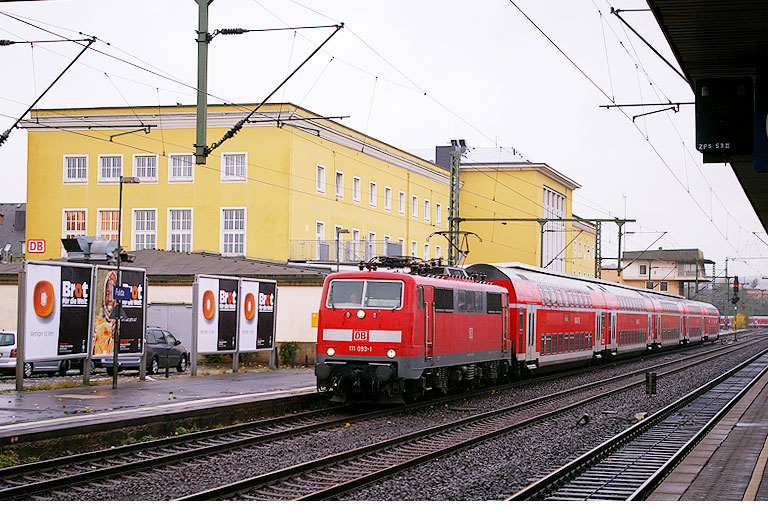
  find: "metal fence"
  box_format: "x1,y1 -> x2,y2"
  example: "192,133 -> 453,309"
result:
290,239 -> 404,262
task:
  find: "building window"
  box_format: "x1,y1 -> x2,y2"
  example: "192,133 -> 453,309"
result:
436,203 -> 442,225
316,165 -> 326,193
315,221 -> 325,260
542,187 -> 566,272
639,264 -> 647,275
384,186 -> 392,211
132,209 -> 157,250
398,237 -> 405,255
369,182 -> 377,208
63,209 -> 87,238
98,155 -> 121,183
646,281 -> 654,289
411,195 -> 418,218
367,231 -> 376,259
63,155 -> 88,183
221,208 -> 246,256
97,210 -> 119,241
424,199 -> 430,222
435,245 -> 442,259
398,191 -> 406,215
424,243 -> 430,259
169,154 -> 194,182
133,154 -> 158,182
353,176 -> 361,203
411,240 -> 417,257
168,208 -> 193,252
383,235 -> 391,256
335,171 -> 344,199
351,229 -> 361,260
660,281 -> 668,292
221,153 -> 246,182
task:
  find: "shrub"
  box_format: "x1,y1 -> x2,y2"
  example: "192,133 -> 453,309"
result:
279,341 -> 299,366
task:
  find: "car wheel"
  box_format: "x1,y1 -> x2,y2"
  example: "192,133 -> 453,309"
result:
149,357 -> 159,375
58,361 -> 70,376
177,354 -> 187,373
23,362 -> 33,378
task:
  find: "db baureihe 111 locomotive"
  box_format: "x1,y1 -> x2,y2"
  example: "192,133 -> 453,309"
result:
314,259 -> 720,403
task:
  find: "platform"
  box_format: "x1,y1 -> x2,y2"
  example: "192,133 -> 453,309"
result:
0,368 -> 318,451
649,363 -> 768,501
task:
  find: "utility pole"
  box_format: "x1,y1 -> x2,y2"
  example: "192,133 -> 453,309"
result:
448,139 -> 467,265
195,0 -> 213,165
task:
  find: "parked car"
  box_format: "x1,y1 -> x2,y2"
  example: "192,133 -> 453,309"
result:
101,327 -> 188,375
0,330 -> 69,377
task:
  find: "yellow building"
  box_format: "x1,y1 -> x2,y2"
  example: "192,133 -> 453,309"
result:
23,104 -> 596,274
24,103 -> 450,263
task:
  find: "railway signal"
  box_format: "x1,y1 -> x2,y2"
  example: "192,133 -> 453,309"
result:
733,276 -> 739,295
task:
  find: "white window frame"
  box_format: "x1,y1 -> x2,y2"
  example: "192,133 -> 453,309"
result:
411,240 -> 418,257
133,153 -> 159,182
220,207 -> 247,256
367,231 -> 376,259
660,281 -> 668,292
316,164 -> 326,194
398,237 -> 405,255
167,208 -> 194,252
132,208 -> 158,250
369,181 -> 377,208
398,191 -> 406,215
384,186 -> 392,212
96,209 -> 120,241
316,221 -> 326,260
423,243 -> 429,259
435,245 -> 442,260
169,153 -> 194,183
63,155 -> 88,184
411,195 -> 418,219
351,229 -> 361,261
436,203 -> 442,225
639,264 -> 647,275
383,235 -> 391,256
335,171 -> 344,199
221,152 -> 247,182
352,176 -> 361,203
97,154 -> 122,184
62,208 -> 87,238
424,199 -> 430,222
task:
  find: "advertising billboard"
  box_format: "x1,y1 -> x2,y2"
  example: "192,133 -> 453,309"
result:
194,275 -> 239,353
257,281 -> 276,350
92,266 -> 146,358
23,262 -> 93,361
238,278 -> 260,352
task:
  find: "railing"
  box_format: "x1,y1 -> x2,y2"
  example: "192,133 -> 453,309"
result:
290,239 -> 404,262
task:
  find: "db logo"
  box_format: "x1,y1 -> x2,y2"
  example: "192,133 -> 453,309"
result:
27,239 -> 46,254
353,330 -> 368,341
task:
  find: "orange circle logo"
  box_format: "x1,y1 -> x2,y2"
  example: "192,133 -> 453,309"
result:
202,290 -> 215,320
33,280 -> 55,318
244,292 -> 255,321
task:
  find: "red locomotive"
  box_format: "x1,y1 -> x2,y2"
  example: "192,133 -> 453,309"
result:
314,260 -> 720,403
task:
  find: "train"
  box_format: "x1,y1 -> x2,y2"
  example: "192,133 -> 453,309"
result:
314,259 -> 721,403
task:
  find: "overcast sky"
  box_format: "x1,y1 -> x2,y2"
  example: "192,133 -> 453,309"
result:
1,0 -> 765,281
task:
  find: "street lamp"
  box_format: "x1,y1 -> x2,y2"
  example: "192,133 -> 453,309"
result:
112,175 -> 139,389
335,227 -> 349,272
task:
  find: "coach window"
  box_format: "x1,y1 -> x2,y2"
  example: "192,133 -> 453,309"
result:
435,288 -> 454,312
565,333 -> 570,353
546,334 -> 552,355
418,286 -> 424,310
475,291 -> 483,312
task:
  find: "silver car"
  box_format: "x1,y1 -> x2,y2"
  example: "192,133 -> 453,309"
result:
0,330 -> 68,377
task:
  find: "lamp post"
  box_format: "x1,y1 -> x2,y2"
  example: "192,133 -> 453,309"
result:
335,227 -> 349,272
112,175 -> 139,390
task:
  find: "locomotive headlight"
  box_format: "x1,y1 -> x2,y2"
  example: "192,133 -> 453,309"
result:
386,349 -> 397,358
326,347 -> 335,356
357,310 -> 366,319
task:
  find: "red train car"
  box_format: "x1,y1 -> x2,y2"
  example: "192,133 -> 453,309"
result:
314,267 -> 510,402
314,261 -> 720,402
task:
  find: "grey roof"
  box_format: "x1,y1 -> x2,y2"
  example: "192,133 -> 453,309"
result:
622,248 -> 714,264
0,203 -> 25,257
130,250 -> 329,285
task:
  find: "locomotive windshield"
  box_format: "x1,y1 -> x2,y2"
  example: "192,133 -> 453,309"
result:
327,280 -> 403,309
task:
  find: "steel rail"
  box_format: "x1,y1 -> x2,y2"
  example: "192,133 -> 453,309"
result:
507,348 -> 768,501
179,337 -> 762,501
1,332 -> 753,500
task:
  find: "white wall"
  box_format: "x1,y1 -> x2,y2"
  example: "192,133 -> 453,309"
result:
0,285 -> 17,330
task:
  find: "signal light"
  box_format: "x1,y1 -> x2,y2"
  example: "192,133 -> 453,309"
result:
733,276 -> 739,294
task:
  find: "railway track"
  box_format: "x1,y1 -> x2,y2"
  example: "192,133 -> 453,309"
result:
179,337 -> 762,501
507,348 -> 768,501
0,333 -> 757,500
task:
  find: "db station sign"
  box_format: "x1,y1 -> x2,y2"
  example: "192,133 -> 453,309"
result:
27,239 -> 46,254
